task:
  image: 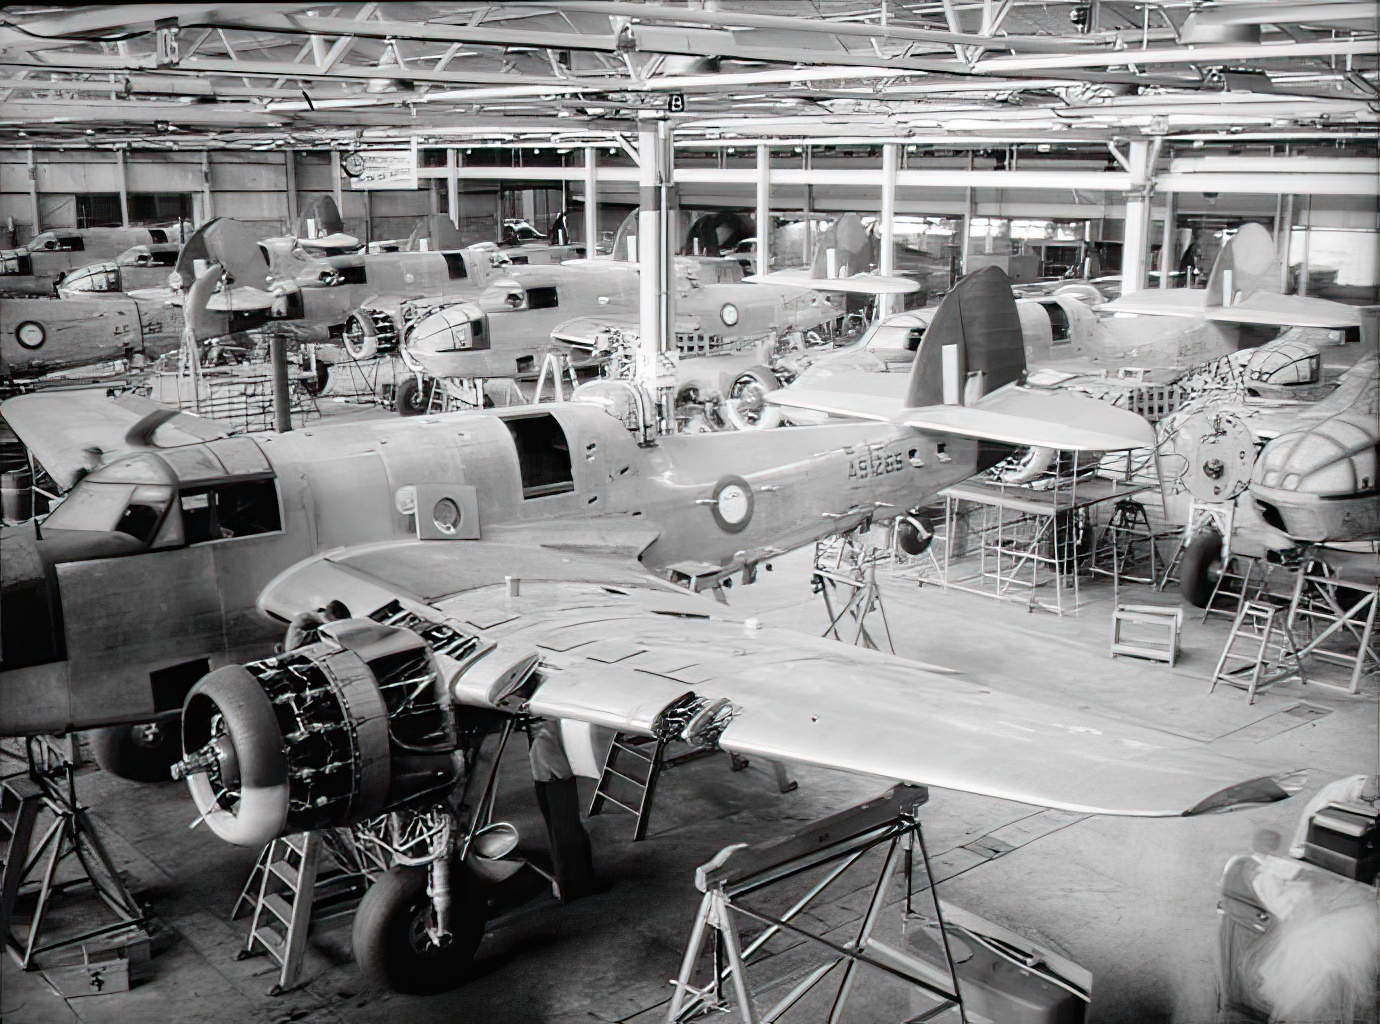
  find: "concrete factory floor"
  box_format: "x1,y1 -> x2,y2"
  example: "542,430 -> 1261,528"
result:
2,544 -> 1375,1024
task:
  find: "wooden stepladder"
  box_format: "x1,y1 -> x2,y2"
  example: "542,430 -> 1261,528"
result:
1210,600 -> 1307,705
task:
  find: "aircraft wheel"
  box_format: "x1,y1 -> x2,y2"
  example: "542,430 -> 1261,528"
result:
352,864 -> 485,994
342,313 -> 379,361
88,720 -> 183,783
723,366 -> 782,431
896,512 -> 935,557
395,376 -> 435,417
300,359 -> 330,396
1180,528 -> 1223,608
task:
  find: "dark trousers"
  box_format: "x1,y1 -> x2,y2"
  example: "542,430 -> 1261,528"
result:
533,778 -> 597,903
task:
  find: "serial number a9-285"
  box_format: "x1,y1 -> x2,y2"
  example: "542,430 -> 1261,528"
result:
847,448 -> 906,481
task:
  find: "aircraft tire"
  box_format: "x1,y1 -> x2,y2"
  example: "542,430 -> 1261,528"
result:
342,313 -> 379,361
395,376 -> 435,416
87,720 -> 183,783
301,359 -> 330,396
1180,528 -> 1223,608
352,863 -> 485,994
723,366 -> 782,431
896,513 -> 934,557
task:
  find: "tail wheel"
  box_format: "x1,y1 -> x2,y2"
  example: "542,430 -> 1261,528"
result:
352,864 -> 486,994
1180,529 -> 1224,608
395,375 -> 436,417
88,720 -> 183,783
723,365 -> 782,431
180,666 -> 290,847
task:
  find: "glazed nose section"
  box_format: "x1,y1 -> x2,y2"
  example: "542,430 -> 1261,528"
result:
1255,416 -> 1377,496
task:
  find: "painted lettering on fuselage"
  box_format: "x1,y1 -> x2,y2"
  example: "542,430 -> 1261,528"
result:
847,445 -> 907,482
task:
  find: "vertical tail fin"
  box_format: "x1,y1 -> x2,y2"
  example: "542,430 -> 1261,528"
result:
293,195 -> 346,241
173,218 -> 271,293
1205,222 -> 1281,305
905,265 -> 1025,409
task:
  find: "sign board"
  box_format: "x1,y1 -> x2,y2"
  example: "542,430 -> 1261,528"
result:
346,142 -> 419,190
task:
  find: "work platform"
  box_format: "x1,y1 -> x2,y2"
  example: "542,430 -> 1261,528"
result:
932,477 -> 1150,616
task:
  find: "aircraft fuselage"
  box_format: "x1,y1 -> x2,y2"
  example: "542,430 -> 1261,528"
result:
0,400 -> 974,738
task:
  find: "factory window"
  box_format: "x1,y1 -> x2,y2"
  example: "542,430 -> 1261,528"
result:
76,193 -> 122,228
180,480 -> 282,543
128,193 -> 193,226
504,414 -> 574,499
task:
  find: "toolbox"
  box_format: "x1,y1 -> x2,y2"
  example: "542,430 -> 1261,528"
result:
1302,801 -> 1379,883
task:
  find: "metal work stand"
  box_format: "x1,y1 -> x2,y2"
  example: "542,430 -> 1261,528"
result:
0,740 -> 147,977
1285,555 -> 1380,694
811,527 -> 894,652
667,784 -> 967,1024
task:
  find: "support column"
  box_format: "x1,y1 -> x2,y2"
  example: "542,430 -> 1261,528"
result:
1119,140 -> 1153,295
1158,190 -> 1175,288
201,151 -> 215,221
583,147 -> 598,255
115,149 -> 130,228
1277,194 -> 1295,292
284,149 -> 298,228
802,147 -> 813,266
637,118 -> 673,399
26,149 -> 40,234
878,143 -> 899,316
446,149 -> 459,230
331,150 -> 345,216
755,144 -> 770,275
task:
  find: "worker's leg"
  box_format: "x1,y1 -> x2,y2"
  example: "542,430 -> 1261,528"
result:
529,719 -> 597,903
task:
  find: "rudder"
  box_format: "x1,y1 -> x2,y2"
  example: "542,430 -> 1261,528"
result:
905,265 -> 1025,409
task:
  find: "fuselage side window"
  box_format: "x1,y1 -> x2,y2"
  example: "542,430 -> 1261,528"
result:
1043,301 -> 1072,343
504,415 -> 574,499
180,479 -> 282,543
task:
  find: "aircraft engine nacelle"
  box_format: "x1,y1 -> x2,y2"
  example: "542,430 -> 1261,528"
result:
175,620 -> 462,847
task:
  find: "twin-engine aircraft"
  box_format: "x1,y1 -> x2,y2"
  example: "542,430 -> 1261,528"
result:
0,269 -> 1295,990
0,223 -> 190,295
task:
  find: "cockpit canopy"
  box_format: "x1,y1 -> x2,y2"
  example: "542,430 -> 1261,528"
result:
57,260 -> 121,294
41,444 -> 281,553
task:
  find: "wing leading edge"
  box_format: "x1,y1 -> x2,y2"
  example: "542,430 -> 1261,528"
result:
258,545 -> 1295,819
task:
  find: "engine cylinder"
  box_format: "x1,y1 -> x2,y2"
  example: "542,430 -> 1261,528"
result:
180,621 -> 460,847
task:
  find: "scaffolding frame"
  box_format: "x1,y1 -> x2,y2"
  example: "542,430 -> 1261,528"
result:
937,468 -> 1147,617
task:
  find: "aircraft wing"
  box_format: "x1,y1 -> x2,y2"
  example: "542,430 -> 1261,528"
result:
1103,288 -> 1363,329
767,369 -> 908,422
256,535 -> 1293,818
745,269 -> 921,296
899,387 -> 1156,452
1,391 -> 234,490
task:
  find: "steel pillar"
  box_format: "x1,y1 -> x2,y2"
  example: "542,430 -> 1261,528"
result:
115,149 -> 130,228
584,146 -> 598,255
284,149 -> 298,226
755,144 -> 770,275
1120,140 -> 1154,294
637,119 -> 673,398
1158,190 -> 1175,288
201,151 -> 215,221
879,143 -> 899,316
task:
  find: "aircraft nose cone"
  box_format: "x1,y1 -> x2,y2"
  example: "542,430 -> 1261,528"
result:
1255,413 -> 1377,495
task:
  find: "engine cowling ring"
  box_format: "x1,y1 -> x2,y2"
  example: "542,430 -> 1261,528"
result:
178,622 -> 456,847
181,665 -> 291,847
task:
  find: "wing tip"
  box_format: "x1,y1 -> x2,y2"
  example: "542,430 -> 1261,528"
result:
1183,771 -> 1305,816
